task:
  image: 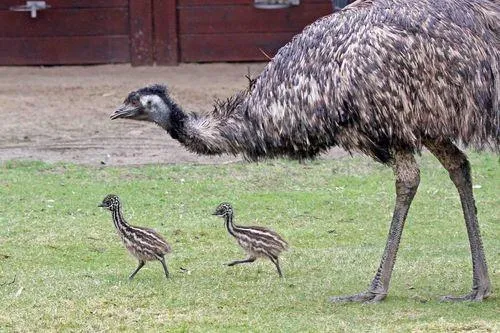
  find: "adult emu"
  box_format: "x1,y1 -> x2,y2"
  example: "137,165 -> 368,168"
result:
111,0 -> 499,302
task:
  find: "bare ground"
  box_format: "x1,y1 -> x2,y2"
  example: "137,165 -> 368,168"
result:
0,63 -> 348,166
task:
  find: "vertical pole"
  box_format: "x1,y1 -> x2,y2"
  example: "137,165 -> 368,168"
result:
153,0 -> 179,65
129,0 -> 154,66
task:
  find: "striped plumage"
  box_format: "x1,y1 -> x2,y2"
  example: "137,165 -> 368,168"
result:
213,203 -> 288,277
98,194 -> 171,280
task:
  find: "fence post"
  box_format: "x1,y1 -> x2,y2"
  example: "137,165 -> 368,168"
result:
154,0 -> 178,65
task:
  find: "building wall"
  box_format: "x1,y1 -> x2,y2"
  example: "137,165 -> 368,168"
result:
176,0 -> 333,62
1,0 -> 336,65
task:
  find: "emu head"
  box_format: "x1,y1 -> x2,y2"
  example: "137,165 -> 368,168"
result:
98,194 -> 121,211
111,84 -> 171,123
212,203 -> 233,218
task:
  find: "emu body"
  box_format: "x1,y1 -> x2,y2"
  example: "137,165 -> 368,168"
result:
99,194 -> 171,280
213,203 -> 288,277
112,0 -> 498,301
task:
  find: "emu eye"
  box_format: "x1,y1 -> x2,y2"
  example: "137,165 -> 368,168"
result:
147,100 -> 152,107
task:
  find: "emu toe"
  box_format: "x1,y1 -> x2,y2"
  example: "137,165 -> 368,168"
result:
440,287 -> 491,302
329,291 -> 387,303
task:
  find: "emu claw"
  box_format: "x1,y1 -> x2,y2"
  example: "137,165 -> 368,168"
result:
440,288 -> 491,302
329,291 -> 387,303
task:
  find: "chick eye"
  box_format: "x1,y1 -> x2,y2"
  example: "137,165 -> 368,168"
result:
147,100 -> 152,107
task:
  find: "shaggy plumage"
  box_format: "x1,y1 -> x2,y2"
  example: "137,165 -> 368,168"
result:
112,0 -> 498,302
114,0 -> 498,163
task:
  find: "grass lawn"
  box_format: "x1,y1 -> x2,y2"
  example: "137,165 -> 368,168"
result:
0,153 -> 498,332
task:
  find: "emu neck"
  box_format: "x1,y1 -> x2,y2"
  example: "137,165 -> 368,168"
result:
156,103 -> 185,137
224,214 -> 238,238
111,208 -> 129,234
160,94 -> 250,157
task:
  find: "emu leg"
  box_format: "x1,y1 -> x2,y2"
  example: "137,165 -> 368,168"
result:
331,151 -> 420,303
269,255 -> 283,278
425,140 -> 490,301
129,260 -> 145,280
158,256 -> 170,278
226,256 -> 256,266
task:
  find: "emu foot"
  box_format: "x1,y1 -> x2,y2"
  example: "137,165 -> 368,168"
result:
329,290 -> 387,303
440,287 -> 491,302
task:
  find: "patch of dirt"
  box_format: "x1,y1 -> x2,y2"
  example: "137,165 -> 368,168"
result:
0,63 -> 348,166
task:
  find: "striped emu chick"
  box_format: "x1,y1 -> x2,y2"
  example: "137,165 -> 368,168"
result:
98,194 -> 171,280
213,203 -> 288,277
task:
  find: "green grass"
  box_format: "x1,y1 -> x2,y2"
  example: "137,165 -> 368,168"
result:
0,153 -> 498,332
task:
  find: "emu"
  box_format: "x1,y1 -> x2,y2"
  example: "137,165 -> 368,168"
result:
99,194 -> 172,280
111,0 -> 499,302
213,202 -> 289,277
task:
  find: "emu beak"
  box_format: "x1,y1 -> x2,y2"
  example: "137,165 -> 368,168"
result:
98,203 -> 106,208
110,104 -> 143,120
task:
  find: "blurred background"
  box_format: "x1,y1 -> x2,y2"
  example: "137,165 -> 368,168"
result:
0,0 -> 352,66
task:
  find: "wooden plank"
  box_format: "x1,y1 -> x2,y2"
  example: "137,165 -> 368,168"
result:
0,0 -> 127,10
0,8 -> 129,38
0,36 -> 130,65
178,3 -> 331,34
178,0 -> 327,5
180,32 -> 297,62
153,0 -> 178,65
179,0 -> 251,5
129,0 -> 153,66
